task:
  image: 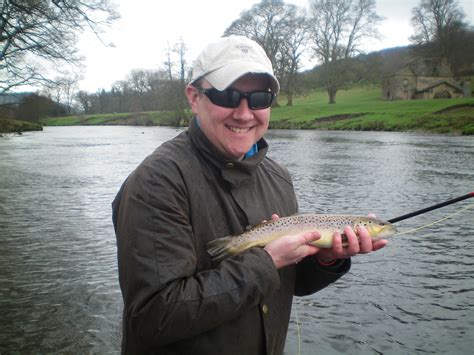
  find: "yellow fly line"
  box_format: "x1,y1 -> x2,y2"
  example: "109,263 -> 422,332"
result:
292,200 -> 474,354
395,203 -> 474,236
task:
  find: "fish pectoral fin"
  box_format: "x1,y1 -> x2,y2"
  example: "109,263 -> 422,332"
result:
206,236 -> 265,263
206,236 -> 234,262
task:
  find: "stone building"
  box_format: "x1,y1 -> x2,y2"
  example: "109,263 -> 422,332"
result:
382,57 -> 468,100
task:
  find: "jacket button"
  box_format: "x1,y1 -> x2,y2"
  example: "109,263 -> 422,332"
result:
262,304 -> 269,314
225,162 -> 234,168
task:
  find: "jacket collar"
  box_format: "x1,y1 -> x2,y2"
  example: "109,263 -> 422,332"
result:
188,117 -> 268,188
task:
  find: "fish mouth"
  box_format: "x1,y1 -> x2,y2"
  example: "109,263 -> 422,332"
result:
377,225 -> 398,238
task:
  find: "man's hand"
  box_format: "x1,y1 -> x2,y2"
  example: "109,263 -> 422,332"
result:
315,225 -> 388,265
264,230 -> 321,269
262,213 -> 388,268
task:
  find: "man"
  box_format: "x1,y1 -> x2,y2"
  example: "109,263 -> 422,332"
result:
112,36 -> 387,354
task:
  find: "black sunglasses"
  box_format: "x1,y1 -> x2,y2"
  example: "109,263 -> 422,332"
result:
196,86 -> 275,110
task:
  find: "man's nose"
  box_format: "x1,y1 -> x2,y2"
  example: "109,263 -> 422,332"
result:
233,98 -> 253,120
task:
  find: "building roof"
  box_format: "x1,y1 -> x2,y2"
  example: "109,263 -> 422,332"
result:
415,80 -> 463,93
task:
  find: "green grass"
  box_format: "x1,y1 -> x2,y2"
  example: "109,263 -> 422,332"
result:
41,111 -> 179,126
32,85 -> 474,135
0,118 -> 43,134
270,85 -> 474,134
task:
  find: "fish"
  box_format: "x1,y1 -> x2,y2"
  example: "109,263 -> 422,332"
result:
206,214 -> 397,262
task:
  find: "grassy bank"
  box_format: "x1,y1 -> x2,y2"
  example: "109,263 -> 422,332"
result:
270,86 -> 474,134
33,86 -> 474,135
41,110 -> 179,127
0,118 -> 43,134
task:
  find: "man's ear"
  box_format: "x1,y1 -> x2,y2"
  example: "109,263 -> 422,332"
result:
186,85 -> 199,114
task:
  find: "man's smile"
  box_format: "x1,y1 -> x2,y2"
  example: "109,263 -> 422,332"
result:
227,125 -> 252,133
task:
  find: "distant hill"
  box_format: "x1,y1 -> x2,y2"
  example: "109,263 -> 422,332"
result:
363,46 -> 414,77
0,92 -> 69,121
0,92 -> 34,106
301,43 -> 473,88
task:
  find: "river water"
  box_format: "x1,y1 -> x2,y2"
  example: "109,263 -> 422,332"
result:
0,126 -> 473,354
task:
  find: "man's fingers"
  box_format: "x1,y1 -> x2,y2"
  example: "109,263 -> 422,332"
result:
357,225 -> 373,253
301,231 -> 321,244
372,239 -> 388,251
344,226 -> 360,255
332,231 -> 343,251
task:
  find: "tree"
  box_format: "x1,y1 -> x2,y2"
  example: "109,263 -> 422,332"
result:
128,69 -> 153,111
76,90 -> 91,114
161,39 -> 190,125
16,93 -> 66,121
173,38 -> 189,126
308,0 -> 382,104
0,0 -> 119,93
45,73 -> 81,114
224,0 -> 309,106
410,0 -> 470,68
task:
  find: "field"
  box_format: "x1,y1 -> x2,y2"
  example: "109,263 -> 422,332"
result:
25,86 -> 474,135
270,86 -> 474,134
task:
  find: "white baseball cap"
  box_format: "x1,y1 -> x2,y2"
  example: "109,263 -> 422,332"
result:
190,36 -> 280,93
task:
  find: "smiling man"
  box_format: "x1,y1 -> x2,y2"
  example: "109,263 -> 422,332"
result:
187,74 -> 272,160
112,36 -> 386,354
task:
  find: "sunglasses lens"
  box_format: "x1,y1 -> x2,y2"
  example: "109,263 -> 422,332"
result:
202,88 -> 274,110
248,92 -> 274,109
205,89 -> 237,108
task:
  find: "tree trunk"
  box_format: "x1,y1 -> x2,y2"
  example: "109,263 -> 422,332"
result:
327,86 -> 337,104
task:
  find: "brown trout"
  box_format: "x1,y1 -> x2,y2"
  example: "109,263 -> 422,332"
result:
206,214 -> 396,262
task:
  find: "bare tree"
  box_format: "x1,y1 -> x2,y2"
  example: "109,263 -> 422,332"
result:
0,0 -> 119,93
76,90 -> 91,113
224,0 -> 309,105
45,73 -> 81,114
308,0 -> 382,104
127,69 -> 152,111
164,42 -> 174,82
161,39 -> 190,125
278,13 -> 310,105
173,38 -> 189,125
410,0 -> 469,66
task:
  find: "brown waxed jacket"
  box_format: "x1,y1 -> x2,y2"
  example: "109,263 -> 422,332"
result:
112,118 -> 350,354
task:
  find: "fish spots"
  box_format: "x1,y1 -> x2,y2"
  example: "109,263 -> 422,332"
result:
208,214 -> 397,261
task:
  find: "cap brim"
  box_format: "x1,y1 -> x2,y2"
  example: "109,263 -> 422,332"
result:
204,61 -> 280,93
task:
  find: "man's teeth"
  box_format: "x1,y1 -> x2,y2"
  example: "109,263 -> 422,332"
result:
229,127 -> 250,133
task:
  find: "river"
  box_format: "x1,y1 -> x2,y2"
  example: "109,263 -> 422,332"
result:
0,126 -> 473,354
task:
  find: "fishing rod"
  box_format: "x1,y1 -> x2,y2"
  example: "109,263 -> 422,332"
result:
388,192 -> 474,224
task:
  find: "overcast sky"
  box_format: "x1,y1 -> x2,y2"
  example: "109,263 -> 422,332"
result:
76,0 -> 474,92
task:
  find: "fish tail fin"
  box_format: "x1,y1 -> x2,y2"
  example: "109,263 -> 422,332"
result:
206,236 -> 234,263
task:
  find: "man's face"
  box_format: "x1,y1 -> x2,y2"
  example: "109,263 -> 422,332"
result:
186,74 -> 271,161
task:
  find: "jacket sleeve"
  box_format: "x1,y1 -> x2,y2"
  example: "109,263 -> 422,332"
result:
294,255 -> 351,296
113,157 -> 281,347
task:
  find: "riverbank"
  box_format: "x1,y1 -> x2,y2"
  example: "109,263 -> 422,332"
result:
0,118 -> 43,135
3,86 -> 474,135
268,86 -> 474,134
